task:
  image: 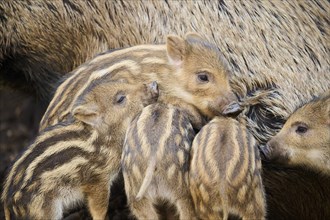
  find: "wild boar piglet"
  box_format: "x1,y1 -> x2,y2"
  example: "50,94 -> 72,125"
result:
260,90 -> 330,174
190,116 -> 266,220
1,80 -> 159,220
40,32 -> 238,131
122,103 -> 198,220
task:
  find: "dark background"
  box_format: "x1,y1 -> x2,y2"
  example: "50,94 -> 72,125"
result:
0,89 -> 42,219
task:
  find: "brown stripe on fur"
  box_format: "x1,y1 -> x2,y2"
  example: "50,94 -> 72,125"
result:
40,45 -> 167,131
4,124 -> 90,197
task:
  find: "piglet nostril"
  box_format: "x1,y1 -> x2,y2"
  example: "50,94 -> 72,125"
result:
222,101 -> 242,115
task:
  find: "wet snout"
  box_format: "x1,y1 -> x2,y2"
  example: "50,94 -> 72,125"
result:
222,101 -> 242,115
215,91 -> 239,115
259,139 -> 290,163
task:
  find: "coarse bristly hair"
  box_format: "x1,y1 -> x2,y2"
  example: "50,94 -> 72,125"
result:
1,0 -> 329,144
1,1 -> 330,219
39,33 -> 236,132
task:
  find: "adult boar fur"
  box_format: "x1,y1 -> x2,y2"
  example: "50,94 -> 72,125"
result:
1,0 -> 329,141
1,0 -> 330,219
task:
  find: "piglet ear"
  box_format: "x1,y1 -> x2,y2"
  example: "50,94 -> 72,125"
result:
166,35 -> 186,67
185,32 -> 204,42
72,102 -> 101,128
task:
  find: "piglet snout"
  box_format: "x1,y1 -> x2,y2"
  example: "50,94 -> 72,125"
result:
222,101 -> 242,115
217,92 -> 239,115
258,144 -> 272,161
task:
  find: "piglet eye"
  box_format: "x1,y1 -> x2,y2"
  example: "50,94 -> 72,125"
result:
115,94 -> 126,104
197,72 -> 209,83
296,125 -> 308,134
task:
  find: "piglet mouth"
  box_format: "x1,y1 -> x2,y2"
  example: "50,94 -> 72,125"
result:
207,106 -> 222,116
211,102 -> 241,117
